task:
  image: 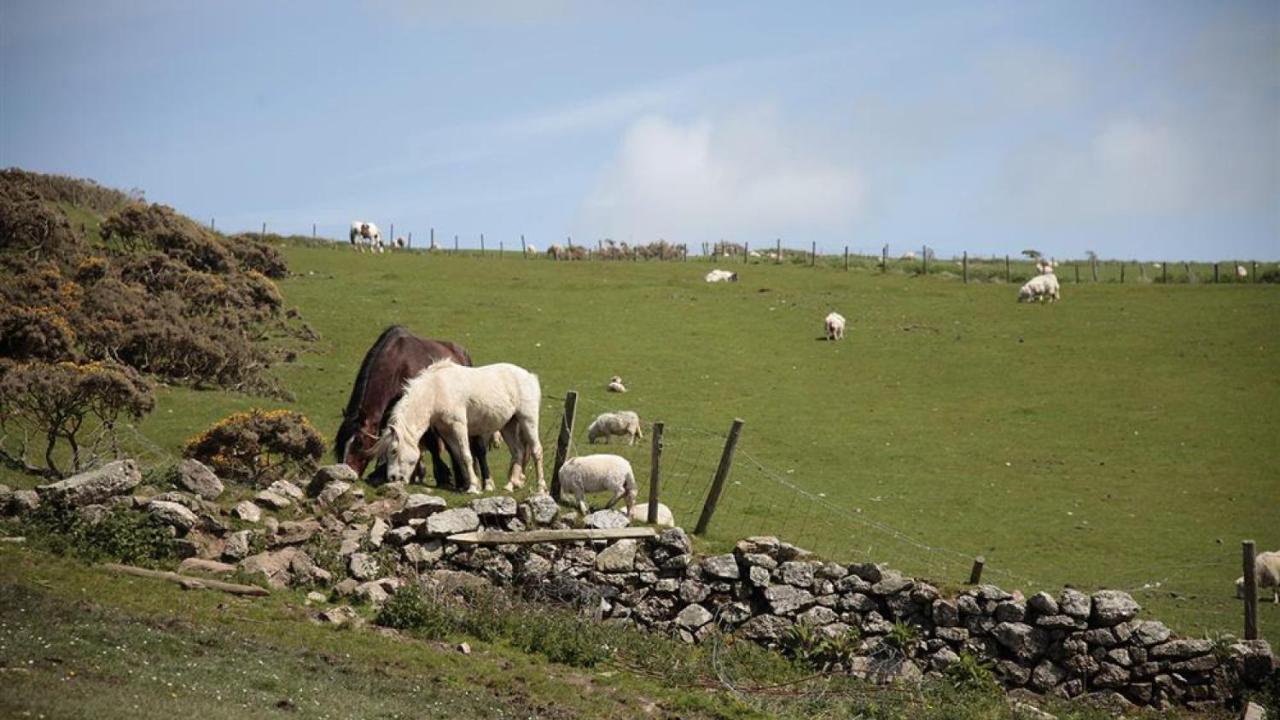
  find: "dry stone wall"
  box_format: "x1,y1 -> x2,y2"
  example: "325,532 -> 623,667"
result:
4,461 -> 1275,714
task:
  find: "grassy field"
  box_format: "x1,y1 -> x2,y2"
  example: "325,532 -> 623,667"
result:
9,243 -> 1277,647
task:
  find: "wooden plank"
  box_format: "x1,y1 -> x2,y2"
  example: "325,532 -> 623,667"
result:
103,563 -> 269,596
447,527 -> 659,545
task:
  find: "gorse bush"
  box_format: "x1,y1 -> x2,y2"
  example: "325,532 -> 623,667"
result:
183,409 -> 324,485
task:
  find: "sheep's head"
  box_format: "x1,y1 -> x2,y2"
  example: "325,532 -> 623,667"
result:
1236,576 -> 1245,599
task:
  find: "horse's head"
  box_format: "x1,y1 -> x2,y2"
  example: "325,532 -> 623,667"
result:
371,426 -> 420,485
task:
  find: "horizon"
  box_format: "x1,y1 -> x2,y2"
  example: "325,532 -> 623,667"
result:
2,1 -> 1277,261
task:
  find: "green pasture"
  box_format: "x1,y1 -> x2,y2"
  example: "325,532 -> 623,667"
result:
25,243 -> 1280,645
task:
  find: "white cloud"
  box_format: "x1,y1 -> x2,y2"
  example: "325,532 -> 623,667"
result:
577,111 -> 865,244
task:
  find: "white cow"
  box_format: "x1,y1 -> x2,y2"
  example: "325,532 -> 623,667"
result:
350,221 -> 384,253
825,312 -> 847,341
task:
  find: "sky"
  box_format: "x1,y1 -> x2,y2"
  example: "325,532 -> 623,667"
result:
1,0 -> 1277,260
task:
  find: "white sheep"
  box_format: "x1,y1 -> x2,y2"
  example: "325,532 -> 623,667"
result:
1236,550 -> 1280,604
1237,265 -> 1249,279
587,411 -> 643,445
1018,273 -> 1060,303
1035,258 -> 1057,275
824,311 -> 846,341
607,375 -> 627,393
629,501 -> 675,527
557,454 -> 636,516
704,269 -> 738,283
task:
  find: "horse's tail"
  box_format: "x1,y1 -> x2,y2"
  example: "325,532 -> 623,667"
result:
334,325 -> 410,461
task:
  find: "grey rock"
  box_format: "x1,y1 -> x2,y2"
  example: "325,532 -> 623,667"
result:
175,459 -> 223,500
1092,662 -> 1129,688
1229,640 -> 1276,684
936,627 -> 969,644
735,536 -> 780,555
747,565 -> 771,587
930,647 -> 960,671
595,540 -> 637,573
839,593 -> 877,613
1106,648 -> 1131,667
718,602 -> 753,626
1035,614 -> 1084,630
1059,588 -> 1091,619
1083,628 -> 1117,647
402,541 -> 443,567
871,572 -> 913,595
702,554 -> 740,580
996,660 -> 1031,686
1027,591 -> 1059,616
393,494 -> 448,524
254,489 -> 292,510
584,509 -> 629,529
933,599 -> 960,627
77,503 -> 110,525
797,606 -> 838,626
847,562 -> 882,583
679,579 -> 709,604
469,495 -> 517,519
1150,638 -> 1213,659
993,622 -> 1050,661
385,526 -> 417,546
317,481 -> 353,507
274,519 -> 321,546
223,530 -> 252,561
1243,702 -> 1268,720
1169,654 -> 1219,672
348,552 -> 380,581
37,459 -> 141,507
146,500 -> 198,534
764,585 -> 814,615
1132,620 -> 1172,646
309,464 -> 357,495
232,500 -> 262,522
656,527 -> 692,554
267,479 -> 305,501
956,594 -> 982,615
368,517 -> 389,547
778,561 -> 816,588
976,584 -> 1012,602
675,603 -> 713,629
519,494 -> 560,526
836,574 -> 871,593
241,547 -> 306,589
994,600 -> 1026,624
319,605 -> 361,626
861,611 -> 894,635
1090,590 -> 1140,626
1029,660 -> 1067,692
355,581 -> 390,606
424,508 -> 480,537
739,614 -> 791,643
8,489 -> 38,514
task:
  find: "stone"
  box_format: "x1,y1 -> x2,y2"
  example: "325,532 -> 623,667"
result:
392,494 -> 448,524
334,578 -> 359,597
1131,620 -> 1172,646
718,602 -> 753,626
1092,662 -> 1129,688
584,509 -> 629,529
1035,614 -> 1085,630
268,479 -> 305,501
836,574 -> 871,593
232,500 -> 261,522
402,541 -> 443,567
871,572 -> 913,595
174,459 -> 223,500
1029,660 -> 1066,692
1169,654 -> 1219,672
1090,590 -> 1140,626
348,552 -> 379,581
36,459 -> 141,506
595,540 -> 637,573
735,536 -> 781,555
775,541 -> 810,561
1242,702 -> 1268,720
1059,588 -> 1091,619
355,581 -> 389,606
976,584 -> 1013,602
1229,640 -> 1276,684
764,585 -> 814,615
469,495 -> 517,519
675,603 -> 713,629
679,579 -> 710,604
797,606 -> 838,626
317,481 -> 353,507
847,562 -> 882,583
748,565 -> 771,587
241,547 -> 306,589
956,594 -> 982,615
254,490 -> 292,510
777,561 -> 816,588
309,464 -> 357,495
994,600 -> 1026,623
993,622 -> 1050,662
1027,591 -> 1059,616
8,489 -> 39,514
519,494 -> 560,526
996,660 -> 1031,686
930,648 -> 960,671
935,627 -> 969,644
146,500 -> 198,534
702,554 -> 740,580
739,614 -> 791,643
223,530 -> 252,561
932,599 -> 960,627
305,590 -> 327,605
319,605 -> 361,626
385,526 -> 417,546
274,520 -> 321,546
368,518 -> 389,548
1150,638 -> 1213,659
424,508 -> 480,537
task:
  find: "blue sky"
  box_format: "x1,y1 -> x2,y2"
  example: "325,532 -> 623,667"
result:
2,1 -> 1277,260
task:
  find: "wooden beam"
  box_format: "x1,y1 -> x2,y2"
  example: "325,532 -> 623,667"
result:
103,563 -> 269,596
447,527 -> 659,545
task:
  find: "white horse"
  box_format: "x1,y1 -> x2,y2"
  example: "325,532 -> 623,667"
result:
350,221 -> 383,253
372,359 -> 544,494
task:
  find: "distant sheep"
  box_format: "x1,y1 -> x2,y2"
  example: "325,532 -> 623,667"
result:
557,454 -> 636,515
547,244 -> 567,260
587,411 -> 643,445
705,269 -> 738,283
629,501 -> 675,527
1035,258 -> 1057,275
824,311 -> 846,340
1236,550 -> 1280,604
607,376 -> 627,393
1237,265 -> 1248,279
525,243 -> 539,256
1018,273 -> 1060,303
902,251 -> 917,260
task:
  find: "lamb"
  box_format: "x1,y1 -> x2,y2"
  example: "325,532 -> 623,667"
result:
629,501 -> 675,527
824,311 -> 846,340
557,454 -> 637,515
587,411 -> 643,445
705,269 -> 738,283
607,376 -> 627,393
1018,273 -> 1060,303
1236,550 -> 1280,604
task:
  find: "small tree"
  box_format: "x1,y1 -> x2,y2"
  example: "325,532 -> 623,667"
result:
183,409 -> 324,485
0,360 -> 154,476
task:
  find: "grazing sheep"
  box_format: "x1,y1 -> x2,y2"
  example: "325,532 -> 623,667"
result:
1236,551 -> 1280,604
587,411 -> 643,445
1018,273 -> 1060,303
902,251 -> 917,260
629,501 -> 675,527
1237,265 -> 1249,279
547,244 -> 566,260
1035,258 -> 1057,275
705,269 -> 738,283
824,311 -> 846,341
394,236 -> 406,249
607,376 -> 627,393
557,454 -> 636,515
524,243 -> 538,256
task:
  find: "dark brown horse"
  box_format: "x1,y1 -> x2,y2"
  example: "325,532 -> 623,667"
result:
335,325 -> 490,488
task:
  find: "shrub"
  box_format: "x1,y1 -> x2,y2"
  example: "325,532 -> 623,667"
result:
885,620 -> 921,654
943,652 -> 998,693
0,359 -> 155,476
374,584 -> 456,639
23,496 -> 175,566
781,623 -> 862,671
183,409 -> 324,485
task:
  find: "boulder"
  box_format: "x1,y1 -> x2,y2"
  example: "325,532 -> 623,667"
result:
518,494 -> 560,526
1090,590 -> 1140,626
223,530 -> 252,561
423,508 -> 480,537
777,561 -> 816,588
36,459 -> 141,507
348,552 -> 380,581
392,494 -> 448,524
763,585 -> 814,616
739,614 -> 791,643
584,509 -> 629,529
871,572 -> 913,595
317,481 -> 353,508
254,490 -> 292,510
595,539 -> 637,573
993,622 -> 1050,662
309,464 -> 357,495
232,500 -> 262,522
656,527 -> 691,554
146,500 -> 198,534
1027,591 -> 1059,616
702,554 -> 741,580
274,520 -> 321,546
267,479 -> 305,502
1059,588 -> 1091,619
469,496 -> 517,519
174,459 -> 223,500
675,603 -> 713,630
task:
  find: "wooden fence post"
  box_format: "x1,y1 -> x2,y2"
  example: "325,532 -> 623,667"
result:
521,234 -> 527,258
1214,263 -> 1220,284
549,391 -> 578,501
1006,255 -> 1011,283
1244,540 -> 1259,640
743,241 -> 749,263
1075,263 -> 1080,284
1091,257 -> 1098,282
390,223 -> 395,244
962,251 -> 968,284
811,241 -> 816,267
694,418 -> 745,536
261,222 -> 267,237
430,227 -> 434,251
210,218 -> 215,231
776,238 -> 782,265
1120,263 -> 1125,284
1252,261 -> 1257,282
922,245 -> 928,274
882,245 -> 888,273
454,235 -> 459,254
647,421 -> 664,524
844,246 -> 849,271
1163,262 -> 1167,284
312,223 -> 316,239
968,556 -> 985,584
408,231 -> 412,248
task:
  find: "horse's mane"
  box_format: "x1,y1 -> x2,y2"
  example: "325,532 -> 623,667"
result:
334,325 -> 412,460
